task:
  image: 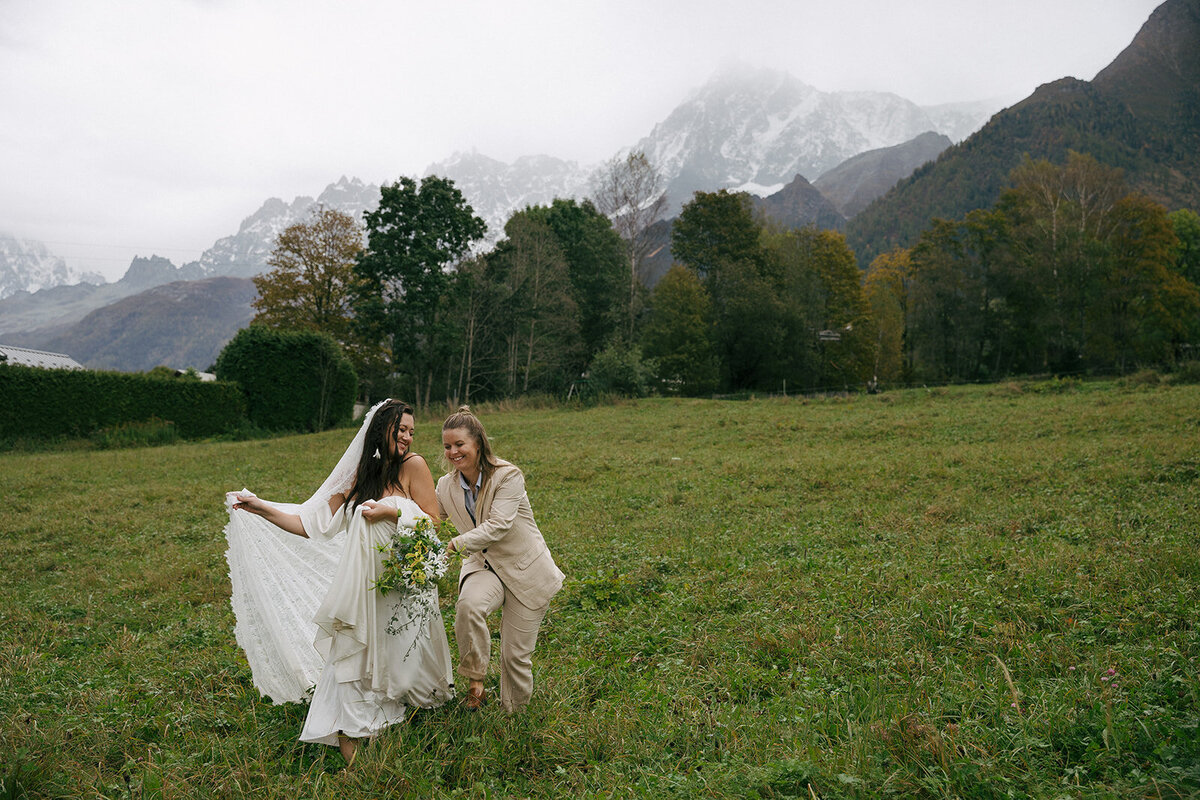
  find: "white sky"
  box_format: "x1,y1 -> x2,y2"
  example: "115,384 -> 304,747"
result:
1,0 -> 1162,282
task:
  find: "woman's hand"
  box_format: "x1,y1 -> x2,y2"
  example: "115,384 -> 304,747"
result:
228,490 -> 309,538
231,492 -> 268,517
360,500 -> 397,524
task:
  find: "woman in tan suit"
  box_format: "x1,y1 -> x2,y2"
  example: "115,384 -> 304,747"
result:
437,406 -> 564,712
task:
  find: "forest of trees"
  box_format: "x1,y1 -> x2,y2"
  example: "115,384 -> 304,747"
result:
867,153 -> 1200,383
244,151 -> 1200,407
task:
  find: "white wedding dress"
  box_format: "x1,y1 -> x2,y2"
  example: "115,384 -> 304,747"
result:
225,492 -> 455,745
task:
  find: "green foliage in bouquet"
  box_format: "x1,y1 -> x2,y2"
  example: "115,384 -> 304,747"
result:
373,516 -> 450,597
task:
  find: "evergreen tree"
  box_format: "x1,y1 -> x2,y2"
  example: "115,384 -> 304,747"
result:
353,175 -> 486,408
214,326 -> 357,432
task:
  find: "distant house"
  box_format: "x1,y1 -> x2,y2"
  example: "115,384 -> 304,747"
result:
0,344 -> 84,370
173,368 -> 217,382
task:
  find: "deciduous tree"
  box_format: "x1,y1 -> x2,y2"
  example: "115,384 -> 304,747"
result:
591,151 -> 668,339
443,254 -> 499,405
763,227 -> 875,390
865,248 -> 911,384
1091,195 -> 1197,370
524,199 -> 626,368
672,190 -> 773,390
671,189 -> 764,282
1169,208 -> 1200,286
252,205 -> 364,345
493,212 -> 578,394
1004,152 -> 1126,370
641,265 -> 718,395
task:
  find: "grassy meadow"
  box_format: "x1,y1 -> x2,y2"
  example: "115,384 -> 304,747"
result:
1,379 -> 1198,798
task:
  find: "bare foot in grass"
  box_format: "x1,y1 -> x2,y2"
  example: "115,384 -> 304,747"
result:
337,733 -> 358,768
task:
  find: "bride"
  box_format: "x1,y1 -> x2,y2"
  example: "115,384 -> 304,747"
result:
225,399 -> 454,764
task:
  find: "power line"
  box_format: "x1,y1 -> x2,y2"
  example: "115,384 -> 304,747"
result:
32,240 -> 210,254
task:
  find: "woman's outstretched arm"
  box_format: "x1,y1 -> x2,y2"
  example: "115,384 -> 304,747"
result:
232,492 -> 345,538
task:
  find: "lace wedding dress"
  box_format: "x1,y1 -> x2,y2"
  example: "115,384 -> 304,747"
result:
224,402 -> 454,744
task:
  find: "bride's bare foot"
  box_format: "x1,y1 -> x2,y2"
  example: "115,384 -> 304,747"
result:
465,680 -> 486,711
338,733 -> 358,767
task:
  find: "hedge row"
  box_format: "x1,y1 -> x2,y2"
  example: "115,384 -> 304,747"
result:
0,364 -> 246,441
214,326 -> 357,432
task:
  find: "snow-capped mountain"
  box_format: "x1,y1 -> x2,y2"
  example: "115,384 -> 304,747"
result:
0,178 -> 382,340
190,176 -> 381,278
423,152 -> 594,241
637,65 -> 992,213
0,234 -> 104,300
427,65 -> 999,227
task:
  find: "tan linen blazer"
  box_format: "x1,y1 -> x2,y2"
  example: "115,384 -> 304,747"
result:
436,460 -> 564,610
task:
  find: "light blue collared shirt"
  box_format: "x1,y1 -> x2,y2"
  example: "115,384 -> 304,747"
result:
459,471 -> 483,525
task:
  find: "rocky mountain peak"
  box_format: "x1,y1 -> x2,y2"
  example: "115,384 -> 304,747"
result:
754,173 -> 847,232
0,234 -> 104,300
120,255 -> 177,286
426,152 -> 592,241
636,65 -> 993,215
190,178 -> 382,279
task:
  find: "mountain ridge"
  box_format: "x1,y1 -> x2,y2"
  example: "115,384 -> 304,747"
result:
31,276 -> 257,373
845,0 -> 1200,266
814,131 -> 952,219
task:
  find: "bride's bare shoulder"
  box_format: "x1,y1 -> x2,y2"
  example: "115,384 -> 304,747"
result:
401,453 -> 433,475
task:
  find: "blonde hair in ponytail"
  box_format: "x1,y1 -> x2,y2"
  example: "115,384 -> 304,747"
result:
442,405 -> 500,484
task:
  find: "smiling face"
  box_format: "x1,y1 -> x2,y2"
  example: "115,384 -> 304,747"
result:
391,412 -> 415,458
442,426 -> 480,480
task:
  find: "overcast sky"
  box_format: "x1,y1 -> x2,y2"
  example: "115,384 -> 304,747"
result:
1,0 -> 1162,283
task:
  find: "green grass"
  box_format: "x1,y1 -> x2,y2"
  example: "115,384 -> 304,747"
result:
1,380 -> 1198,798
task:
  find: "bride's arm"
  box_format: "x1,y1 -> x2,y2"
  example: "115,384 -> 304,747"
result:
232,492 -> 344,538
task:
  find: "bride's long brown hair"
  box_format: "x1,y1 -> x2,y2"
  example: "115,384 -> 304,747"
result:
346,400 -> 413,510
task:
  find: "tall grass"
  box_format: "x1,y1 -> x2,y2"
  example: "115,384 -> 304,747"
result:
1,379 -> 1197,798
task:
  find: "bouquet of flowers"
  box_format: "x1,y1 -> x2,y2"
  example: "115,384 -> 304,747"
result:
374,516 -> 450,597
374,515 -> 455,641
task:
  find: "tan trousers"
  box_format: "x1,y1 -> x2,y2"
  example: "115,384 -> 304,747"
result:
456,568 -> 548,712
